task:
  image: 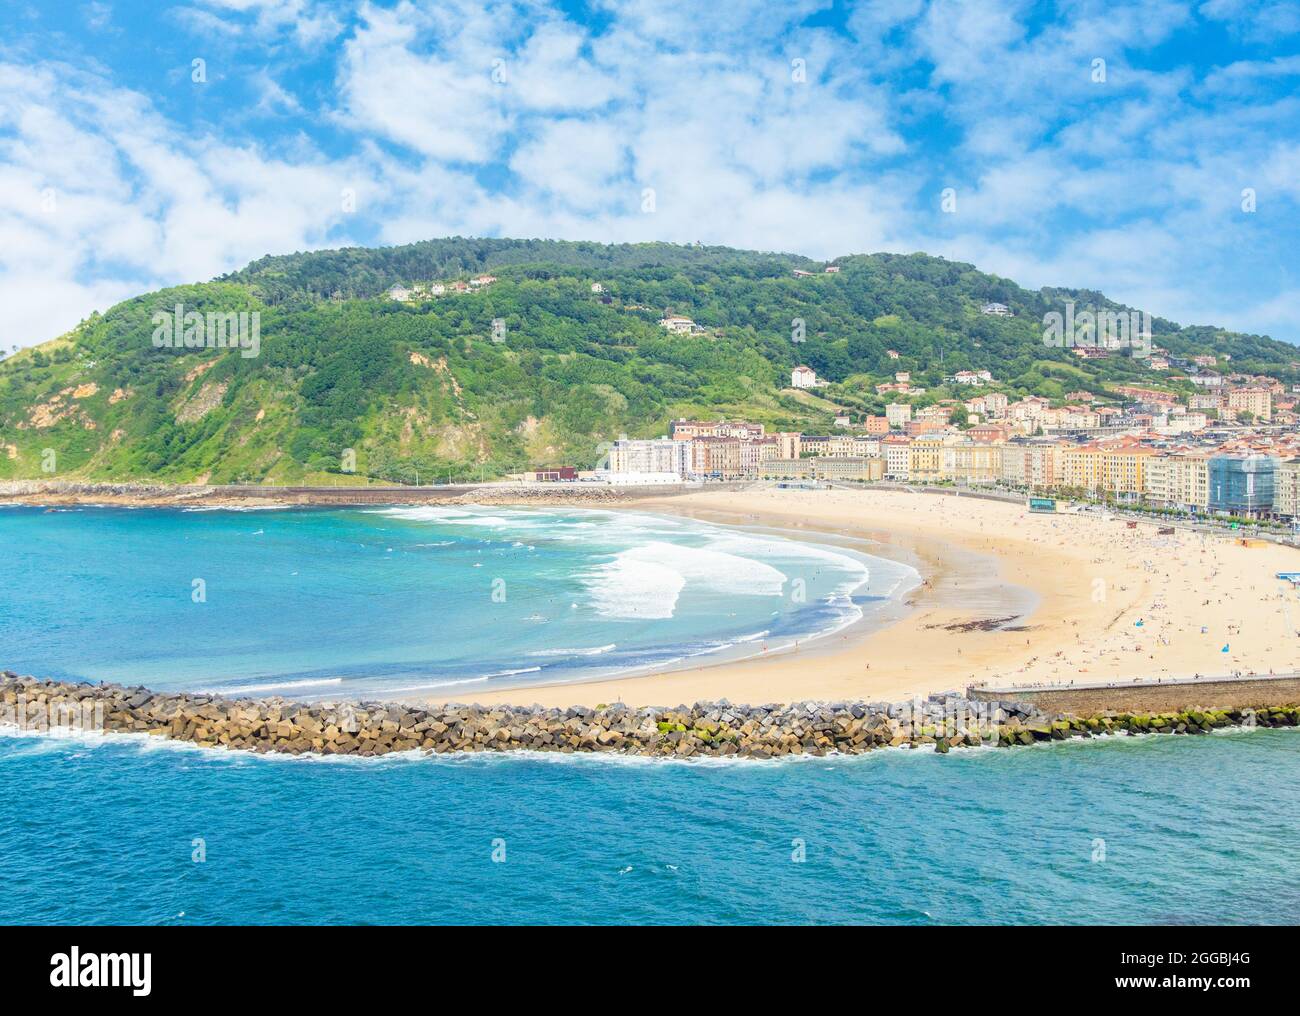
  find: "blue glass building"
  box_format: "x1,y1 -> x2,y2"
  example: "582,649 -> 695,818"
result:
1208,454 -> 1276,516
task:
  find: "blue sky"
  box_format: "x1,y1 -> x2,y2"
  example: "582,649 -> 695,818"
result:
1,0 -> 1298,350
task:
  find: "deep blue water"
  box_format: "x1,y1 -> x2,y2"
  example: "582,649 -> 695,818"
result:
0,505 -> 911,699
1,726 -> 1296,925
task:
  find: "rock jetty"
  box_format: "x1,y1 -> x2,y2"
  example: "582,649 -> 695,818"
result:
2,672 -> 1296,759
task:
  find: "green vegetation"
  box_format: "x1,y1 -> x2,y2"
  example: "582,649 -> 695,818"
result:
1,238 -> 1295,483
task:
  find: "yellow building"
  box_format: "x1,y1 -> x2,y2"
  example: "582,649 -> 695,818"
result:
908,437 -> 946,481
1061,442 -> 1154,495
942,442 -> 1003,483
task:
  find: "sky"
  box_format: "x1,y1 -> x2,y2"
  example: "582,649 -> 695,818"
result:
1,0 -> 1298,351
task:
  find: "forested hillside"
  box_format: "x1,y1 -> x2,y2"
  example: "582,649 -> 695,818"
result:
1,238 -> 1294,484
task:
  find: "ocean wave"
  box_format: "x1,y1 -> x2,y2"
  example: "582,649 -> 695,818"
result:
582,542 -> 787,620
208,677 -> 346,695
483,666 -> 542,678
703,530 -> 874,598
528,643 -> 618,657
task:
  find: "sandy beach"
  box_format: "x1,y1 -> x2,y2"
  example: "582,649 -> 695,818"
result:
424,487 -> 1300,708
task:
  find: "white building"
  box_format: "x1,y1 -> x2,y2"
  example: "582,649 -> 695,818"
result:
948,369 -> 993,386
981,302 -> 1013,316
885,403 -> 912,428
659,315 -> 703,335
883,439 -> 912,478
791,365 -> 818,389
609,438 -> 691,477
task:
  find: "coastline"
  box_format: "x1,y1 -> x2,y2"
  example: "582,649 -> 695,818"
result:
416,486 -> 1300,707
5,482 -> 1298,710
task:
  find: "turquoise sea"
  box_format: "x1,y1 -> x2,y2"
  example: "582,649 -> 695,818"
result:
2,506 -> 1297,925
0,505 -> 910,699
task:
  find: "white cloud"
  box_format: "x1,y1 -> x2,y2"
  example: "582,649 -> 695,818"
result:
336,1 -> 511,162
0,60 -> 375,345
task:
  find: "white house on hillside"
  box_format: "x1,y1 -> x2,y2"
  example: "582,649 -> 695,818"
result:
659,315 -> 704,334
791,365 -> 818,388
948,369 -> 993,386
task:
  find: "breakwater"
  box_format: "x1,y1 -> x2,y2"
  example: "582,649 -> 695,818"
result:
3,671 -> 1297,759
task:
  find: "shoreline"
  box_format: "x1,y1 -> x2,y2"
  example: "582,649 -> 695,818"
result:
0,479 -> 707,510
6,483 -> 1299,709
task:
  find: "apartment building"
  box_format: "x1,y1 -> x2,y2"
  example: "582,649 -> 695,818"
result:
908,436 -> 946,481
1143,452 -> 1210,512
689,436 -> 743,477
942,442 -> 1003,484
609,438 -> 691,477
885,403 -> 912,428
791,365 -> 820,388
799,435 -> 830,457
965,392 -> 1009,417
882,435 -> 912,478
1226,387 -> 1273,422
819,435 -> 879,457
668,419 -> 765,441
1061,442 -> 1155,496
1274,459 -> 1300,519
1000,441 -> 1064,489
739,437 -> 779,475
769,431 -> 802,459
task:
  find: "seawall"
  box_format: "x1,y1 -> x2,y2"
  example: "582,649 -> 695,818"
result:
969,672 -> 1300,715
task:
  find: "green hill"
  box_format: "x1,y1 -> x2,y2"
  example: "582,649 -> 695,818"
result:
1,238 -> 1295,484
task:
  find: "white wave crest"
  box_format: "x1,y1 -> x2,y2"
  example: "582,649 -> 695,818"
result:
211,677 -> 345,695
528,643 -> 618,657
583,542 -> 787,620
